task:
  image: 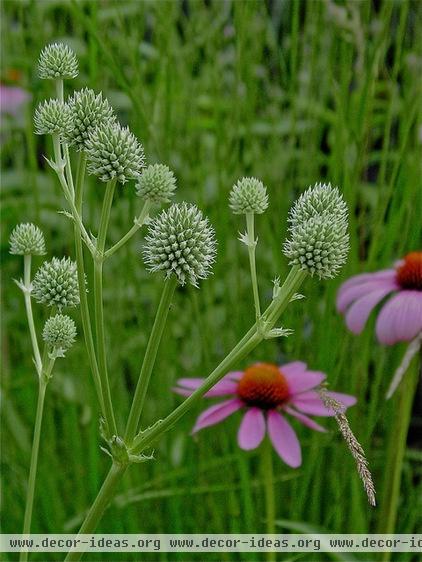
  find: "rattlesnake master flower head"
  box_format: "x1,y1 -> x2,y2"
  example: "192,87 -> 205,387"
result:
86,122 -> 145,184
229,177 -> 269,215
143,202 -> 217,286
136,164 -> 177,203
64,88 -> 115,151
34,99 -> 73,136
283,182 -> 349,279
43,314 -> 77,351
9,223 -> 46,255
288,182 -> 348,226
38,43 -> 78,80
32,257 -> 80,309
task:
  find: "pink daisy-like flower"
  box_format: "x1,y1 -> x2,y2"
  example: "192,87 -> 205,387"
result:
0,84 -> 29,116
174,362 -> 356,468
337,251 -> 422,345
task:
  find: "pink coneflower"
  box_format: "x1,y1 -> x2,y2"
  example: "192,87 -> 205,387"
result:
0,84 -> 29,116
174,362 -> 356,467
337,251 -> 422,345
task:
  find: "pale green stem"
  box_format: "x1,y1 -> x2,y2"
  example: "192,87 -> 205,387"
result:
20,356 -> 55,562
74,153 -> 106,423
262,438 -> 276,562
94,179 -> 118,437
378,353 -> 420,562
64,462 -> 128,562
66,267 -> 306,556
124,276 -> 177,444
55,78 -> 74,199
246,212 -> 261,320
23,255 -> 42,376
104,200 -> 151,261
131,266 -> 306,453
51,134 -> 94,254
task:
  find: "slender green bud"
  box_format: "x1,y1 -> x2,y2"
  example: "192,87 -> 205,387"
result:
229,177 -> 269,215
143,202 -> 217,286
43,314 -> 77,351
34,99 -> 73,136
136,164 -> 177,203
64,88 -> 115,151
9,223 -> 46,256
38,43 -> 78,80
283,182 -> 349,279
86,122 -> 145,184
32,257 -> 80,309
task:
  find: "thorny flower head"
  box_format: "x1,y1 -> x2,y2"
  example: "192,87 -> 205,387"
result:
9,223 -> 46,256
143,202 -> 217,286
38,43 -> 78,80
86,122 -> 145,184
32,257 -> 79,310
136,163 -> 177,203
64,88 -> 115,152
229,177 -> 269,215
34,99 -> 73,136
43,313 -> 77,352
283,182 -> 349,279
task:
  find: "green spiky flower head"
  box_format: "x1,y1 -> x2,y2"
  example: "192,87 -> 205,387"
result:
143,202 -> 217,286
64,88 -> 115,151
229,177 -> 269,215
9,223 -> 46,256
38,43 -> 78,80
32,257 -> 79,309
43,314 -> 77,352
283,182 -> 349,279
86,122 -> 145,184
34,99 -> 73,136
136,164 -> 177,203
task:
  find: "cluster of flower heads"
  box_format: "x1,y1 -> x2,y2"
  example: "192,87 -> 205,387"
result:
283,182 -> 349,279
9,223 -> 78,357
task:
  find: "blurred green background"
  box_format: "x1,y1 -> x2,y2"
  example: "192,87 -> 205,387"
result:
1,1 -> 421,561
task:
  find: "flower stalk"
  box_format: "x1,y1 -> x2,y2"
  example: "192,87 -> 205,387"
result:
23,255 -> 42,375
262,438 -> 276,562
246,212 -> 261,320
124,276 -> 178,444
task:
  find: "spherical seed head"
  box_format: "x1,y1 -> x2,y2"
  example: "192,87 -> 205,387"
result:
9,223 -> 46,255
38,43 -> 78,80
64,88 -> 115,151
283,183 -> 349,279
86,122 -> 145,184
229,177 -> 269,214
32,257 -> 79,309
288,182 -> 348,226
143,202 -> 217,286
136,164 -> 177,203
42,314 -> 77,351
34,99 -> 73,136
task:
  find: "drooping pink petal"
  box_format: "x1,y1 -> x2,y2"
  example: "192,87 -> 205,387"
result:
291,391 -> 356,416
237,407 -> 266,450
376,290 -> 422,345
338,270 -> 396,293
344,286 -> 396,334
267,410 -> 302,467
284,370 -> 326,396
174,376 -> 238,397
192,398 -> 243,433
336,279 -> 398,313
279,361 -> 307,377
284,406 -> 327,432
226,371 -> 244,381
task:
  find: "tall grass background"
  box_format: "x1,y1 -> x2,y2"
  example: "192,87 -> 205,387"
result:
1,1 -> 421,561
